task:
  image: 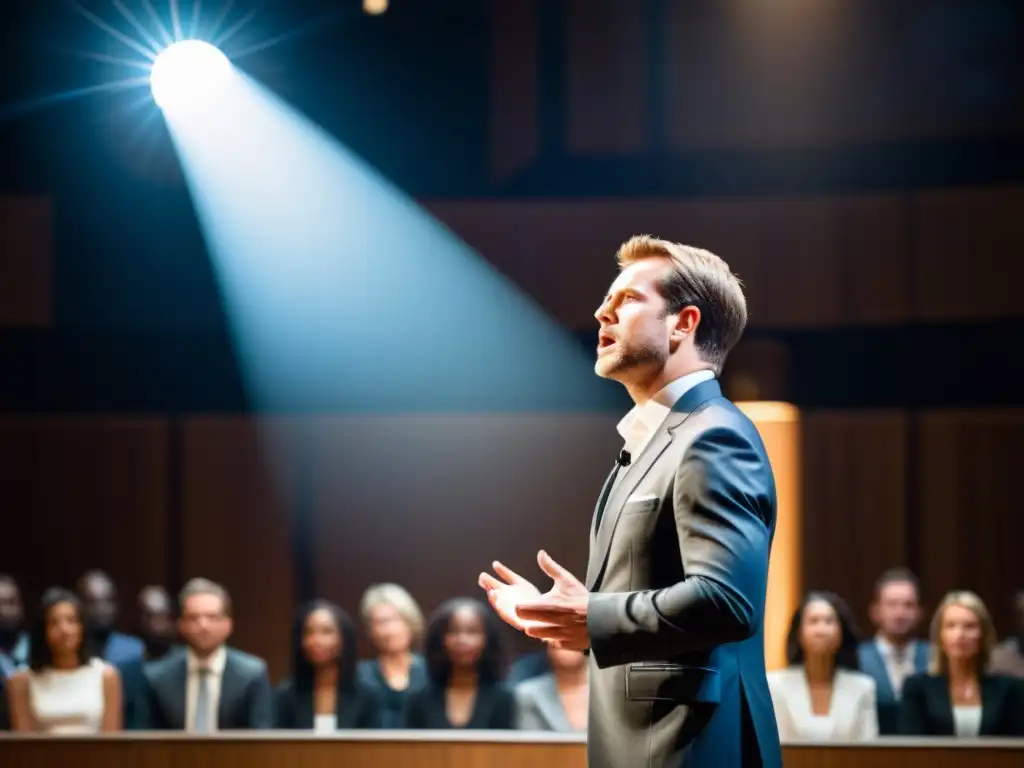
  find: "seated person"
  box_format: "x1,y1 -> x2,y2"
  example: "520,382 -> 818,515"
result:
5,588 -> 121,733
900,590 -> 1024,737
355,583 -> 428,728
141,578 -> 272,730
768,591 -> 877,742
402,598 -> 515,729
514,644 -> 587,732
274,600 -> 383,730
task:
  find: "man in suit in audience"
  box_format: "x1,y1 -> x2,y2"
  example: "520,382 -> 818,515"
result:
77,569 -> 145,667
121,586 -> 178,729
142,578 -> 272,730
989,589 -> 1024,678
0,575 -> 28,680
857,568 -> 929,735
481,236 -> 781,767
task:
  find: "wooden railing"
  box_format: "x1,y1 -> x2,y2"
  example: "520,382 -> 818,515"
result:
1,732 -> 1022,768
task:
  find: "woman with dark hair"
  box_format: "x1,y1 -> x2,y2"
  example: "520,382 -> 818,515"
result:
767,591 -> 877,742
273,600 -> 383,731
402,598 -> 515,729
4,587 -> 122,733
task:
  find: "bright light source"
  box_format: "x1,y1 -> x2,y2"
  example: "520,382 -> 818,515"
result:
363,0 -> 388,15
150,40 -> 233,111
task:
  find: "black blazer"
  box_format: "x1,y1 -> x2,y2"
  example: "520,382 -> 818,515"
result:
273,678 -> 384,729
142,647 -> 273,730
899,673 -> 1024,736
402,681 -> 516,730
355,656 -> 428,729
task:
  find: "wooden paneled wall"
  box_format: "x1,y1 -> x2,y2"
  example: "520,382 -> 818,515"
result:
1,407 -> 1021,680
426,187 -> 1024,331
489,0 -> 1024,174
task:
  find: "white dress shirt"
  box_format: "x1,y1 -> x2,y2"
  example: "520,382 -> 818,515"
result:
767,666 -> 879,742
874,636 -> 917,698
616,370 -> 716,458
186,646 -> 227,733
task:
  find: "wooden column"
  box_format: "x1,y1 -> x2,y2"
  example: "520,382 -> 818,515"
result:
738,401 -> 802,670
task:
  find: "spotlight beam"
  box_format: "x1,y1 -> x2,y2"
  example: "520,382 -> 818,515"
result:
65,0 -> 158,60
111,0 -> 166,55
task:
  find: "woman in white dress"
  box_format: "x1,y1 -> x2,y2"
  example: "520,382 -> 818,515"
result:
767,591 -> 878,742
4,587 -> 121,733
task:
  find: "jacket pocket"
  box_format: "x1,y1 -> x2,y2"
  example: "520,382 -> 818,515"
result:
625,663 -> 721,704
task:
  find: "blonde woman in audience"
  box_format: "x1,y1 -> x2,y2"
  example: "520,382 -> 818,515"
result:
900,590 -> 1024,736
356,583 -> 427,728
514,644 -> 588,732
767,591 -> 877,742
4,587 -> 122,733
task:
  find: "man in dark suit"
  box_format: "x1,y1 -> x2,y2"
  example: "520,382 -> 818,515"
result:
77,570 -> 145,667
141,578 -> 272,730
481,236 -> 781,767
856,568 -> 930,734
121,585 -> 179,729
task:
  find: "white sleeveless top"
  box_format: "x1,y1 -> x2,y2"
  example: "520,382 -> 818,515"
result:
28,658 -> 106,734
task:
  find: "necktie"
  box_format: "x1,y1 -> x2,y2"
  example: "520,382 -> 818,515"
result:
193,667 -> 212,733
593,451 -> 630,535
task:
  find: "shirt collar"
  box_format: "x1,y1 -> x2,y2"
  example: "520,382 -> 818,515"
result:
875,635 -> 912,661
188,645 -> 227,675
616,369 -> 716,455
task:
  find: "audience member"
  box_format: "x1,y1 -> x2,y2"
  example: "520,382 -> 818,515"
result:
989,589 -> 1024,678
505,650 -> 550,686
402,598 -> 514,729
514,645 -> 587,732
768,591 -> 877,742
141,578 -> 272,730
76,570 -> 144,667
356,583 -> 428,728
0,575 -> 28,678
900,590 -> 1024,736
857,568 -> 930,734
274,600 -> 383,730
121,586 -> 178,729
4,587 -> 122,733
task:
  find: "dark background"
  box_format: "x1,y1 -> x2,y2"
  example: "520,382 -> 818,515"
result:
0,0 -> 1021,680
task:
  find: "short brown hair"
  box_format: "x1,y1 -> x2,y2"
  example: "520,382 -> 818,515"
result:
616,235 -> 747,372
873,567 -> 921,601
179,577 -> 232,617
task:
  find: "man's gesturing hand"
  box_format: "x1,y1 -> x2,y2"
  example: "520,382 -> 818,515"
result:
478,550 -> 590,649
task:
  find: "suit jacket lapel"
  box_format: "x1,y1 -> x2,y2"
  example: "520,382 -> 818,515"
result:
914,640 -> 930,672
931,678 -> 955,735
586,378 -> 722,591
590,461 -> 622,544
162,653 -> 189,729
978,676 -> 999,735
586,429 -> 673,587
862,643 -> 896,702
219,652 -> 241,729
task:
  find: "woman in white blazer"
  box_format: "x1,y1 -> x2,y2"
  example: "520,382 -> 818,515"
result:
768,591 -> 878,742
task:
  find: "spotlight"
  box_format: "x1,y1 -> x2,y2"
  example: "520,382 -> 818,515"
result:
150,40 -> 233,111
363,0 -> 389,15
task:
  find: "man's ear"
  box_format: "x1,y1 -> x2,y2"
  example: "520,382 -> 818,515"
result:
673,306 -> 700,337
